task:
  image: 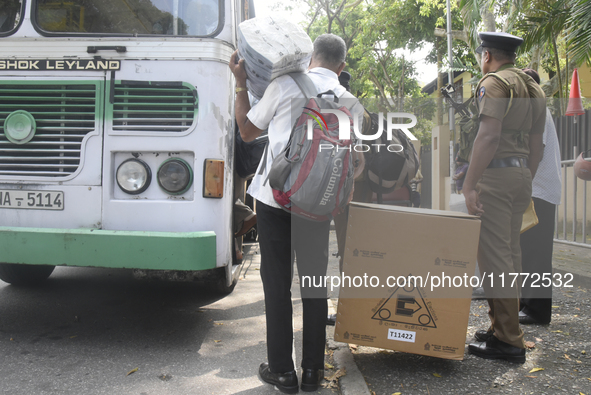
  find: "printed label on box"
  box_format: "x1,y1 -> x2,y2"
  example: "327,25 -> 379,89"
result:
387,328 -> 416,343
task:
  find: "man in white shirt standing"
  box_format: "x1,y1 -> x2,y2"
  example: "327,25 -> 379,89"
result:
229,34 -> 359,393
519,68 -> 562,325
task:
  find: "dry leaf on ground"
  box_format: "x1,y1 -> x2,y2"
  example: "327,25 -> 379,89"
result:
126,368 -> 138,376
323,368 -> 346,389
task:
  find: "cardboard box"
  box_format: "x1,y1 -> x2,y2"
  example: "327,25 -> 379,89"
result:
334,203 -> 481,360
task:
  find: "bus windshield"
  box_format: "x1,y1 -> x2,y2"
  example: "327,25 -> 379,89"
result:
34,0 -> 222,36
0,0 -> 23,34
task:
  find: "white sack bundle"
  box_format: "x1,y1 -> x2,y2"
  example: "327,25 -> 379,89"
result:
237,16 -> 313,99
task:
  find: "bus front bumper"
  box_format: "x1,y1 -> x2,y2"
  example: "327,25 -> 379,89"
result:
0,227 -> 216,271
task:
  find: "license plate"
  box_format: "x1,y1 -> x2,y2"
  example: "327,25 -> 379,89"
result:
0,190 -> 64,210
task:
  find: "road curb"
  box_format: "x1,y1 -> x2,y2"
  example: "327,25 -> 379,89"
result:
327,299 -> 371,395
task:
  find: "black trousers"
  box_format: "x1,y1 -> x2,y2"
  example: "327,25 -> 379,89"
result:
256,200 -> 330,373
520,197 -> 555,323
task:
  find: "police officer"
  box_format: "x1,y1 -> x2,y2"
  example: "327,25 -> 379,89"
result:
462,32 -> 546,363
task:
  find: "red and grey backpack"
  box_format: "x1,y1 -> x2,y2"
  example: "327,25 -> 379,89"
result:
266,72 -> 361,221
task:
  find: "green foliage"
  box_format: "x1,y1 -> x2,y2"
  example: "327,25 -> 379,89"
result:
566,0 -> 591,66
517,0 -> 569,53
280,0 -> 591,142
295,0 -> 439,143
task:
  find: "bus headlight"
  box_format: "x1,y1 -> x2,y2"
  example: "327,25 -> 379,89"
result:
116,159 -> 152,194
157,158 -> 193,195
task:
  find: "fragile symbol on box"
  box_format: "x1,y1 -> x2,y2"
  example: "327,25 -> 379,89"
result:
371,279 -> 437,328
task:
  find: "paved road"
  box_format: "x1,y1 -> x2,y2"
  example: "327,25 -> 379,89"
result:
350,278 -> 591,395
4,225 -> 587,395
0,244 -> 341,395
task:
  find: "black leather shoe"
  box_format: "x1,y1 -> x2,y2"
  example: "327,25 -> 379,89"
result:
301,368 -> 324,392
519,310 -> 550,325
258,362 -> 299,394
474,328 -> 494,342
469,336 -> 526,363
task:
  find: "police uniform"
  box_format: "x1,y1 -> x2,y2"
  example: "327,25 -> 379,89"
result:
470,33 -> 546,352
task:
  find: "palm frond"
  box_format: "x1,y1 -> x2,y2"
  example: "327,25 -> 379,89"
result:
518,0 -> 570,53
565,0 -> 591,65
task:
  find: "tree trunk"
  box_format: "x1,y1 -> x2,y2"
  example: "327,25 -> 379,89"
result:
483,9 -> 495,32
529,45 -> 541,72
434,28 -> 469,46
552,35 -> 564,115
542,63 -> 576,98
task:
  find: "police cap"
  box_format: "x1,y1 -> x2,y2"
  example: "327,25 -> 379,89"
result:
475,32 -> 523,54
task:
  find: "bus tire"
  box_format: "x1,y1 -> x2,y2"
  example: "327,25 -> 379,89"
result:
213,237 -> 241,294
214,267 -> 238,294
0,263 -> 55,286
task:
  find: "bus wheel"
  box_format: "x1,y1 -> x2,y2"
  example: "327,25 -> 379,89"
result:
213,238 -> 241,294
214,267 -> 238,294
0,263 -> 55,286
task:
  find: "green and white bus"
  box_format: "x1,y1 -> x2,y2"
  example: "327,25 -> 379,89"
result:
0,0 -> 253,291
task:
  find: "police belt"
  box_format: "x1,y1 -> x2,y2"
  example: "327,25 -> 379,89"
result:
487,156 -> 528,169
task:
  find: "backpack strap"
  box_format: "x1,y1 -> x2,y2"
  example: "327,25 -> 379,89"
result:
257,73 -> 361,177
257,73 -> 315,178
289,72 -> 349,103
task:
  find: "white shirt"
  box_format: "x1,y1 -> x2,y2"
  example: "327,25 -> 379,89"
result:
246,67 -> 363,208
532,109 -> 562,205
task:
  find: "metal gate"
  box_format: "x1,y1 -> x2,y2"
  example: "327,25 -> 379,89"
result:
554,108 -> 591,247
